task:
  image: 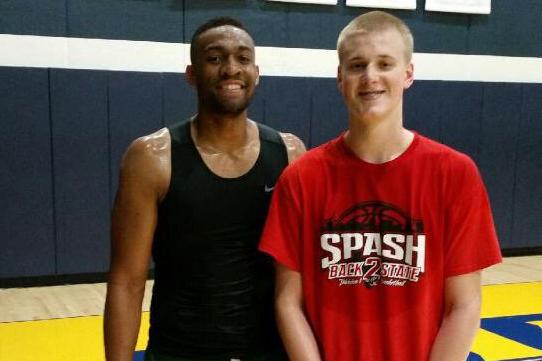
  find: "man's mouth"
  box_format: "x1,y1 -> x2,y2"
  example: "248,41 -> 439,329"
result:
217,82 -> 244,91
358,90 -> 385,98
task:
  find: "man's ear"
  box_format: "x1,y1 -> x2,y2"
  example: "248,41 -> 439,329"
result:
255,65 -> 260,86
404,62 -> 414,90
337,65 -> 343,90
186,65 -> 196,86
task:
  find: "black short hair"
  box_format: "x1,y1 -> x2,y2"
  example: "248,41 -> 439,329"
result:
190,17 -> 251,64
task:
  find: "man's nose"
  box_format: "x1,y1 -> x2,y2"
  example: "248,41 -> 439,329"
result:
362,65 -> 378,83
220,56 -> 241,77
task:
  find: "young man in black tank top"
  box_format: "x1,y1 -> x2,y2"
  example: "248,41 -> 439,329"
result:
104,17 -> 305,361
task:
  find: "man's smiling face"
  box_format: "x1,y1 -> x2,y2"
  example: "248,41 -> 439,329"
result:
337,28 -> 413,123
188,25 -> 259,116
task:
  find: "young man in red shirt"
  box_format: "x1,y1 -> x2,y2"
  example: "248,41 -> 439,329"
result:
259,11 -> 502,361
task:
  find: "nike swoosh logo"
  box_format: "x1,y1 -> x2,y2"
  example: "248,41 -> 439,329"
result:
264,185 -> 275,192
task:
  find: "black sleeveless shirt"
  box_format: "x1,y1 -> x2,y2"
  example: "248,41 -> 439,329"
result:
148,120 -> 289,358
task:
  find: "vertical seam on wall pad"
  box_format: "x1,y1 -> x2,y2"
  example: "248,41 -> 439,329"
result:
64,0 -> 69,35
161,74 -> 166,127
182,0 -> 187,43
309,81 -> 314,148
48,69 -> 59,274
509,85 -> 523,244
478,84 -> 485,159
106,74 -> 113,212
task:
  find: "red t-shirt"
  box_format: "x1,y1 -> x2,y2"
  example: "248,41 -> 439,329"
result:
259,133 -> 502,361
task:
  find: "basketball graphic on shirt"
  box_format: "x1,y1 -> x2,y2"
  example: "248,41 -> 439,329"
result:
319,201 -> 426,287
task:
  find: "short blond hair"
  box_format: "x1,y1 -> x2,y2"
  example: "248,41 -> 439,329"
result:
337,11 -> 414,63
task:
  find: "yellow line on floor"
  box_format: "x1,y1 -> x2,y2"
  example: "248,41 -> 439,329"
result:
481,281 -> 542,318
0,282 -> 540,361
471,328 -> 542,360
0,313 -> 149,361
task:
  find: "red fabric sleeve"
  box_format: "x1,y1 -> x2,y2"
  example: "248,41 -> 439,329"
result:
443,155 -> 502,277
259,166 -> 303,272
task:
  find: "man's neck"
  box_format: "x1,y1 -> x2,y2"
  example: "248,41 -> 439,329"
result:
344,115 -> 413,164
191,110 -> 254,154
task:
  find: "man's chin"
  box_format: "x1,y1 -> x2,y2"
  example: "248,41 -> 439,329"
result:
211,101 -> 250,116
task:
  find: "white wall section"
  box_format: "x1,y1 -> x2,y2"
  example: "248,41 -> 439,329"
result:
2,34 -> 542,83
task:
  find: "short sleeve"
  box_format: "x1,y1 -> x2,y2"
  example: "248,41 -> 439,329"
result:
259,166 -> 303,272
443,155 -> 502,277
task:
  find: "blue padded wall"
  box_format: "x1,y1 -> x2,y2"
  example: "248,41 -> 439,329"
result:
2,0 -> 542,279
50,69 -> 111,274
108,72 -> 164,204
0,68 -> 56,277
163,73 -> 197,126
1,76 -> 540,279
513,84 -> 542,248
438,82 -> 483,162
409,10 -> 469,54
469,0 -> 542,57
478,83 -> 522,253
0,0 -> 67,37
3,0 -> 542,57
404,81 -> 443,141
260,77 -> 313,145
67,0 -> 185,43
310,78 -> 348,148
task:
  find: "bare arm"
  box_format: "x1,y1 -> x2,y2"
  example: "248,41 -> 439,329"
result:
104,129 -> 170,361
429,271 -> 482,361
275,263 -> 322,361
280,133 -> 306,164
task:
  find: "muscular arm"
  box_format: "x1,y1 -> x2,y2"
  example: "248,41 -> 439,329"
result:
429,271 -> 482,361
104,129 -> 170,361
275,263 -> 322,361
280,133 -> 306,164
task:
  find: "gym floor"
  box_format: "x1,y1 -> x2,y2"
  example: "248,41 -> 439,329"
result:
1,256 -> 541,361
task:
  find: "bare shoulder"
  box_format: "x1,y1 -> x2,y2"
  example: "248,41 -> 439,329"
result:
279,132 -> 307,164
120,127 -> 171,199
123,127 -> 170,170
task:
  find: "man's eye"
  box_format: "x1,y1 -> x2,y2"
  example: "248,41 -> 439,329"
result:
349,63 -> 364,71
239,55 -> 252,64
380,62 -> 393,69
207,56 -> 221,63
